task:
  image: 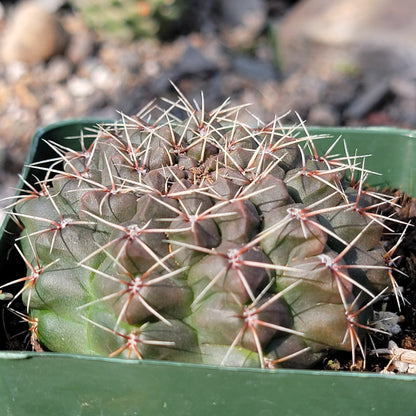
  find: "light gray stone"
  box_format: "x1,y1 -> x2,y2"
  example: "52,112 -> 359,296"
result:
47,56 -> 72,83
232,55 -> 277,82
66,30 -> 95,66
67,76 -> 95,98
218,0 -> 267,47
344,79 -> 391,120
308,104 -> 340,126
276,0 -> 416,79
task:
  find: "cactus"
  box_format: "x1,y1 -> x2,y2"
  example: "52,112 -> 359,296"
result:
71,0 -> 187,40
4,90 -> 406,369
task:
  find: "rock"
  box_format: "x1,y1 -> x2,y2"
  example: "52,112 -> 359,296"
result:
66,31 -> 96,66
308,104 -> 340,126
218,0 -> 267,48
45,84 -> 73,112
64,15 -> 97,66
271,72 -> 327,117
14,78 -> 41,110
364,110 -> 395,126
174,43 -> 219,77
47,56 -> 72,83
89,64 -> 117,91
152,43 -> 220,94
4,61 -> 29,83
232,56 -> 277,82
35,0 -> 66,13
390,76 -> 416,100
1,1 -> 69,64
276,0 -> 416,78
67,76 -> 95,98
344,79 -> 391,120
390,97 -> 416,128
324,77 -> 360,108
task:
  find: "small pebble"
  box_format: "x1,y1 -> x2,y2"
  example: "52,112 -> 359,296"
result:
90,65 -> 117,90
390,77 -> 416,100
308,104 -> 340,126
47,56 -> 73,83
67,76 -> 95,98
343,79 -> 391,120
4,61 -> 29,83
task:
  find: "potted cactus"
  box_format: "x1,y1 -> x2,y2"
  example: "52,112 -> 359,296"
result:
1,91 -> 416,415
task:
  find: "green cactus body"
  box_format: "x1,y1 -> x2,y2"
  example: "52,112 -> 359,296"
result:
6,92 -> 403,369
71,0 -> 187,40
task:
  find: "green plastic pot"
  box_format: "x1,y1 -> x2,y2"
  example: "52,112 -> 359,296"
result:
1,120 -> 416,416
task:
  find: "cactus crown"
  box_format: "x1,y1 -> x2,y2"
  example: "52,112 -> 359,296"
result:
3,89 -> 406,369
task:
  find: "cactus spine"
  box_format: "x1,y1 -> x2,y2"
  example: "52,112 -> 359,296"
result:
3,90 -> 405,369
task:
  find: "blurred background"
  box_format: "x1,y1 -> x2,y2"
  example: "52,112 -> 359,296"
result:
0,0 -> 415,208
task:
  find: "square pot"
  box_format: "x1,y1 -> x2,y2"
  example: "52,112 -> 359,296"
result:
1,120 -> 416,416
